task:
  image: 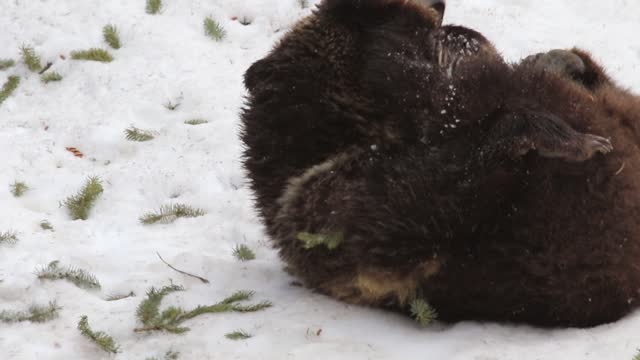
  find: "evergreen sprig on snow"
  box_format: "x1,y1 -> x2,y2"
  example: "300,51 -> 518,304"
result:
0,302 -> 60,323
36,260 -> 101,290
204,17 -> 226,41
0,59 -> 15,70
71,48 -> 114,62
297,231 -> 343,250
125,126 -> 155,141
63,176 -> 104,220
78,315 -> 120,354
20,45 -> 42,72
0,75 -> 20,106
134,287 -> 272,333
0,231 -> 18,245
10,181 -> 28,197
41,72 -> 63,83
146,0 -> 162,14
232,244 -> 255,261
410,298 -> 437,327
103,24 -> 121,49
140,204 -> 205,224
225,329 -> 252,340
40,220 -> 54,231
184,119 -> 208,125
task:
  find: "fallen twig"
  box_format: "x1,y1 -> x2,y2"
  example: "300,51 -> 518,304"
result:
156,252 -> 209,284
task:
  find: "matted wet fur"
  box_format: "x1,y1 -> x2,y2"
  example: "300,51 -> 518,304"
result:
240,0 -> 640,327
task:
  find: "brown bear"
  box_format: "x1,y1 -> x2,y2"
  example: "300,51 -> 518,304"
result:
240,0 -> 640,327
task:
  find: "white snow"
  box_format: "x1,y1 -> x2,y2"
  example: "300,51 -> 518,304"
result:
1,0 -> 639,359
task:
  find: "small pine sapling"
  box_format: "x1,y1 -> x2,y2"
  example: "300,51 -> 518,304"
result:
184,119 -> 208,125
410,298 -> 437,327
36,260 -> 101,290
40,220 -> 54,231
78,316 -> 120,354
125,126 -> 155,141
103,24 -> 121,49
134,287 -> 271,333
0,302 -> 60,323
71,48 -> 114,62
0,75 -> 20,106
10,181 -> 28,197
139,204 -> 205,224
297,231 -> 343,250
225,330 -> 252,340
20,45 -> 42,72
0,59 -> 15,70
204,17 -> 226,41
233,244 -> 255,261
41,72 -> 63,83
146,0 -> 162,14
63,176 -> 104,220
0,231 -> 18,245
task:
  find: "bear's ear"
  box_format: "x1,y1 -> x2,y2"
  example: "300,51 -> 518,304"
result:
414,0 -> 446,25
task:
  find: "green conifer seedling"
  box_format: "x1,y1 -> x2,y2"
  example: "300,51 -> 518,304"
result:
71,48 -> 114,62
204,17 -> 226,41
410,298 -> 437,327
78,316 -> 120,354
140,204 -> 205,224
20,45 -> 42,72
41,72 -> 63,83
125,126 -> 155,141
0,59 -> 15,70
103,24 -> 121,49
184,119 -> 208,125
0,75 -> 20,106
0,302 -> 60,323
146,0 -> 162,14
233,244 -> 256,261
134,287 -> 271,333
37,260 -> 101,290
297,232 -> 343,250
63,176 -> 104,220
225,330 -> 252,340
40,221 -> 54,231
0,231 -> 18,245
10,181 -> 28,197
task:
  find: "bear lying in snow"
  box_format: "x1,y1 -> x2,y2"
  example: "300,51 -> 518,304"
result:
240,0 -> 640,327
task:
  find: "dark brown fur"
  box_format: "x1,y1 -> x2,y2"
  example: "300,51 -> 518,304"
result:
240,0 -> 640,327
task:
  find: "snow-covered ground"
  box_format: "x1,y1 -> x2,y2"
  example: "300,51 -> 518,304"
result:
1,0 -> 639,359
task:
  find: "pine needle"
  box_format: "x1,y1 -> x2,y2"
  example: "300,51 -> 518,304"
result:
0,302 -> 60,323
63,176 -> 104,220
297,232 -> 343,250
0,231 -> 18,245
0,75 -> 20,106
0,59 -> 15,70
225,330 -> 252,340
41,72 -> 63,83
134,288 -> 272,333
125,126 -> 155,141
36,260 -> 102,290
410,298 -> 437,327
232,244 -> 255,261
204,17 -> 226,41
146,0 -> 162,14
103,24 -> 121,49
10,181 -> 28,197
184,119 -> 208,125
40,220 -> 54,231
139,203 -> 205,224
71,48 -> 114,62
78,316 -> 120,353
20,45 -> 42,72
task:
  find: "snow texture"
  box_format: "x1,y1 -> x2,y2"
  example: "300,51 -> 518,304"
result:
1,0 -> 639,359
